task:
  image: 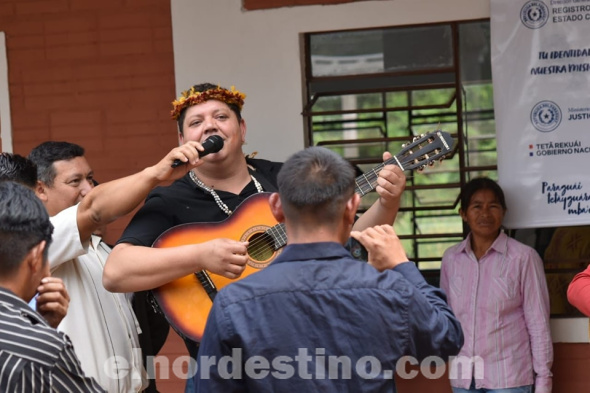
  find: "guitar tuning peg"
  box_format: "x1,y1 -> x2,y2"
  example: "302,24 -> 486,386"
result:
428,160 -> 435,167
401,143 -> 407,148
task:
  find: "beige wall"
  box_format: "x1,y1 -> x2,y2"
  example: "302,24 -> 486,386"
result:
171,0 -> 490,162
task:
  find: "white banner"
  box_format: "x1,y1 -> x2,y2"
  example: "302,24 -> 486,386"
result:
491,0 -> 590,228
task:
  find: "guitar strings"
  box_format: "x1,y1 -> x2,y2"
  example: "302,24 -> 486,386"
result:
242,170 -> 416,261
242,170 -> 420,260
203,168 -> 418,263
245,224 -> 286,259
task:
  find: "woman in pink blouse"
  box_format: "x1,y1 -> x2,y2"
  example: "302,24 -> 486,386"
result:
440,177 -> 553,393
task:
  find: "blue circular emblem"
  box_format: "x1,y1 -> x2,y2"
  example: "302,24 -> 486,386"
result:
530,101 -> 562,132
520,0 -> 549,29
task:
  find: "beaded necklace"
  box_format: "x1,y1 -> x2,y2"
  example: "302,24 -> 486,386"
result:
189,170 -> 263,216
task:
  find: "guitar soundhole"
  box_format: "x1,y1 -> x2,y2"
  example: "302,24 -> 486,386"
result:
246,231 -> 276,268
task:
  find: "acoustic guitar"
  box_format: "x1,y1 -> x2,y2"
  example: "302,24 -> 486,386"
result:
151,130 -> 455,342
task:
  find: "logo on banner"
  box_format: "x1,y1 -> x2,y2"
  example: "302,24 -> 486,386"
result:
520,0 -> 549,29
531,100 -> 562,132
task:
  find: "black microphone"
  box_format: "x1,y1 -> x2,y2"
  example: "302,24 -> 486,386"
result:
171,135 -> 224,168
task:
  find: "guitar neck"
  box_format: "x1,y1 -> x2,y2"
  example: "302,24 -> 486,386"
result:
264,130 -> 454,251
354,161 -> 389,197
268,167 -> 384,250
266,222 -> 287,250
269,157 -> 397,247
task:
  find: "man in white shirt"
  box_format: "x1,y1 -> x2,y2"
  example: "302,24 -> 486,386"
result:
25,140 -> 204,392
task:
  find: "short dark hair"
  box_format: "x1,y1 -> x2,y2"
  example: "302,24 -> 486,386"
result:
277,147 -> 356,222
0,181 -> 53,276
0,153 -> 38,188
176,82 -> 243,135
28,141 -> 85,186
460,177 -> 507,212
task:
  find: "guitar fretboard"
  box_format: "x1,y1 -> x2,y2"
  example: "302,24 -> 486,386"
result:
355,163 -> 385,197
259,130 -> 455,255
268,222 -> 287,250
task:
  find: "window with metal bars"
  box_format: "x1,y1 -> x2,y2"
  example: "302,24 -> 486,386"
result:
301,20 -> 497,286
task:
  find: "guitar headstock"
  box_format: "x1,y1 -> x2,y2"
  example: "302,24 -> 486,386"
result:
392,130 -> 455,171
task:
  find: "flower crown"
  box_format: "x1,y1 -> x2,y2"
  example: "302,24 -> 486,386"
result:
171,85 -> 246,120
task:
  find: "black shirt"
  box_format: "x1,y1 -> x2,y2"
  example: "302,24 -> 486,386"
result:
118,157 -> 282,248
